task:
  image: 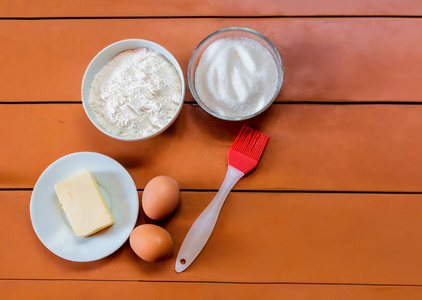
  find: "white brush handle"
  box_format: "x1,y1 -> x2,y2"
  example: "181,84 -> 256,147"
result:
175,165 -> 244,273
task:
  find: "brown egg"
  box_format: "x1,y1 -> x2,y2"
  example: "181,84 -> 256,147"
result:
142,175 -> 180,220
129,224 -> 174,262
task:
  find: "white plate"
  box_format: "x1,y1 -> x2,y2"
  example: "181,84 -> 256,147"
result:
30,152 -> 139,262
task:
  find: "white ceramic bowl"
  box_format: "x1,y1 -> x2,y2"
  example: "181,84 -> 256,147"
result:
188,27 -> 283,121
82,39 -> 185,141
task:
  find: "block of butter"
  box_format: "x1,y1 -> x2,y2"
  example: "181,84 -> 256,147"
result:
54,169 -> 115,237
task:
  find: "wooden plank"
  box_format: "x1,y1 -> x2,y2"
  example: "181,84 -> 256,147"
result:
3,190 -> 422,285
2,104 -> 422,192
1,0 -> 422,18
1,280 -> 422,300
1,18 -> 422,102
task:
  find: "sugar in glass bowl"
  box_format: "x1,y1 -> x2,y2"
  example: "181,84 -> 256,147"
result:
188,27 -> 283,121
82,39 -> 185,141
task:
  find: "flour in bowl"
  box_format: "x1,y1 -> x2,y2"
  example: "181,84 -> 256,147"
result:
89,48 -> 182,138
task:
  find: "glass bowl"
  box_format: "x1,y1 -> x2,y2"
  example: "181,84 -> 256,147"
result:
188,27 -> 283,121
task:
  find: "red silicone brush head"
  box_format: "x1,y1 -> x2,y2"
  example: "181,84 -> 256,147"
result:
228,125 -> 269,174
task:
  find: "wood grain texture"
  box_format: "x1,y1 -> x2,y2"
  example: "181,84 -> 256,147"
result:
1,18 -> 422,102
2,103 -> 422,192
2,1 -> 422,296
3,190 -> 422,285
1,280 -> 422,300
1,0 -> 422,17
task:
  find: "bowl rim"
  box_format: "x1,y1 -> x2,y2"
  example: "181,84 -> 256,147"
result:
81,38 -> 185,141
187,27 -> 283,121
